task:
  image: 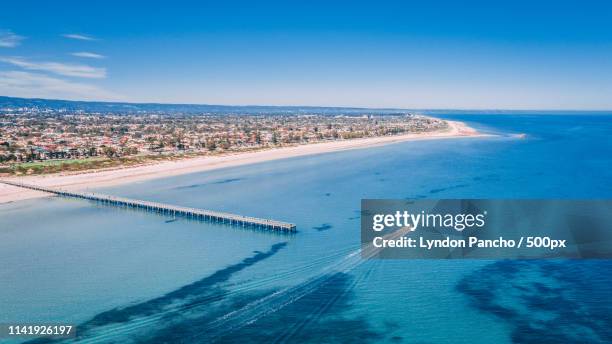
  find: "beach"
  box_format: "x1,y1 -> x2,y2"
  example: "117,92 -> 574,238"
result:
0,120 -> 484,204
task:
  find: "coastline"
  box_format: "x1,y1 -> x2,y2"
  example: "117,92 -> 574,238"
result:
0,121 -> 488,204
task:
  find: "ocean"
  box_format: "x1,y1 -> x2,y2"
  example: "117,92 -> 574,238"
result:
1,114 -> 611,343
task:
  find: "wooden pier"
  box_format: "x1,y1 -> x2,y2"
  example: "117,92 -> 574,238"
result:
1,180 -> 296,232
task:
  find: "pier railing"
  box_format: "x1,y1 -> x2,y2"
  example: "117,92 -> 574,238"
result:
1,180 -> 296,232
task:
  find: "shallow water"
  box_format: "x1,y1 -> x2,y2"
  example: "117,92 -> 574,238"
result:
1,114 -> 611,343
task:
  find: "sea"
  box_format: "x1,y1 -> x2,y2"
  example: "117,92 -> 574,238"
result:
1,114 -> 611,343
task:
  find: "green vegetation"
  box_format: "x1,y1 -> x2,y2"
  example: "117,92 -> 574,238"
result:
0,147 -> 268,176
1,155 -> 188,176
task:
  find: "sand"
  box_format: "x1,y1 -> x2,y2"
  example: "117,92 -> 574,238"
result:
0,121 -> 487,204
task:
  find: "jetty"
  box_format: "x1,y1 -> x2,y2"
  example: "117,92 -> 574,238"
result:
1,180 -> 296,232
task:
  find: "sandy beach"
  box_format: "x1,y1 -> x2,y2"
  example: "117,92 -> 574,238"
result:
0,121 -> 486,204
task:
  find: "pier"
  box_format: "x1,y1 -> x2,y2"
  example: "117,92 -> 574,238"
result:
1,180 -> 296,232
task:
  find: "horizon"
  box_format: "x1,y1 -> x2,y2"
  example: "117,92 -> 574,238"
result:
2,95 -> 612,113
1,1 -> 612,110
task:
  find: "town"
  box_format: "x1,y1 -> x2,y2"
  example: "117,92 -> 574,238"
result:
0,108 -> 448,175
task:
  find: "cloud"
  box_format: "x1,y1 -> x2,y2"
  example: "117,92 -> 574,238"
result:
62,33 -> 97,41
0,57 -> 106,78
0,71 -> 121,101
0,30 -> 24,48
71,52 -> 106,59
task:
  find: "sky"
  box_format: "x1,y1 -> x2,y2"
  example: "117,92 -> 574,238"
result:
1,0 -> 611,110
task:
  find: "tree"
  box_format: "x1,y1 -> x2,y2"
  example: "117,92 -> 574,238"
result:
103,146 -> 117,158
207,139 -> 217,151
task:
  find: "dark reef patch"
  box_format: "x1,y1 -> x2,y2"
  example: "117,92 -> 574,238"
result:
429,183 -> 469,194
27,242 -> 287,344
473,174 -> 500,182
457,260 -> 612,344
28,242 -> 390,344
124,273 -> 384,344
175,178 -> 244,190
403,196 -> 426,200
359,209 -> 374,216
86,242 -> 287,327
211,273 -> 383,344
313,223 -> 333,231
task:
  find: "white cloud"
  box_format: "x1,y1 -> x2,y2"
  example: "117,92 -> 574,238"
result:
0,57 -> 106,78
0,30 -> 24,48
62,33 -> 97,41
0,71 -> 121,101
71,52 -> 105,59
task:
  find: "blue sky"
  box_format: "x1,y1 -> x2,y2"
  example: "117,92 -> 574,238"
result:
1,0 -> 611,109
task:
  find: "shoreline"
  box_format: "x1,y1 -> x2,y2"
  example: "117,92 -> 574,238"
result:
0,121 -> 489,204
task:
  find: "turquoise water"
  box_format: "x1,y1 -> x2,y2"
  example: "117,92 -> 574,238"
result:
1,114 -> 611,343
